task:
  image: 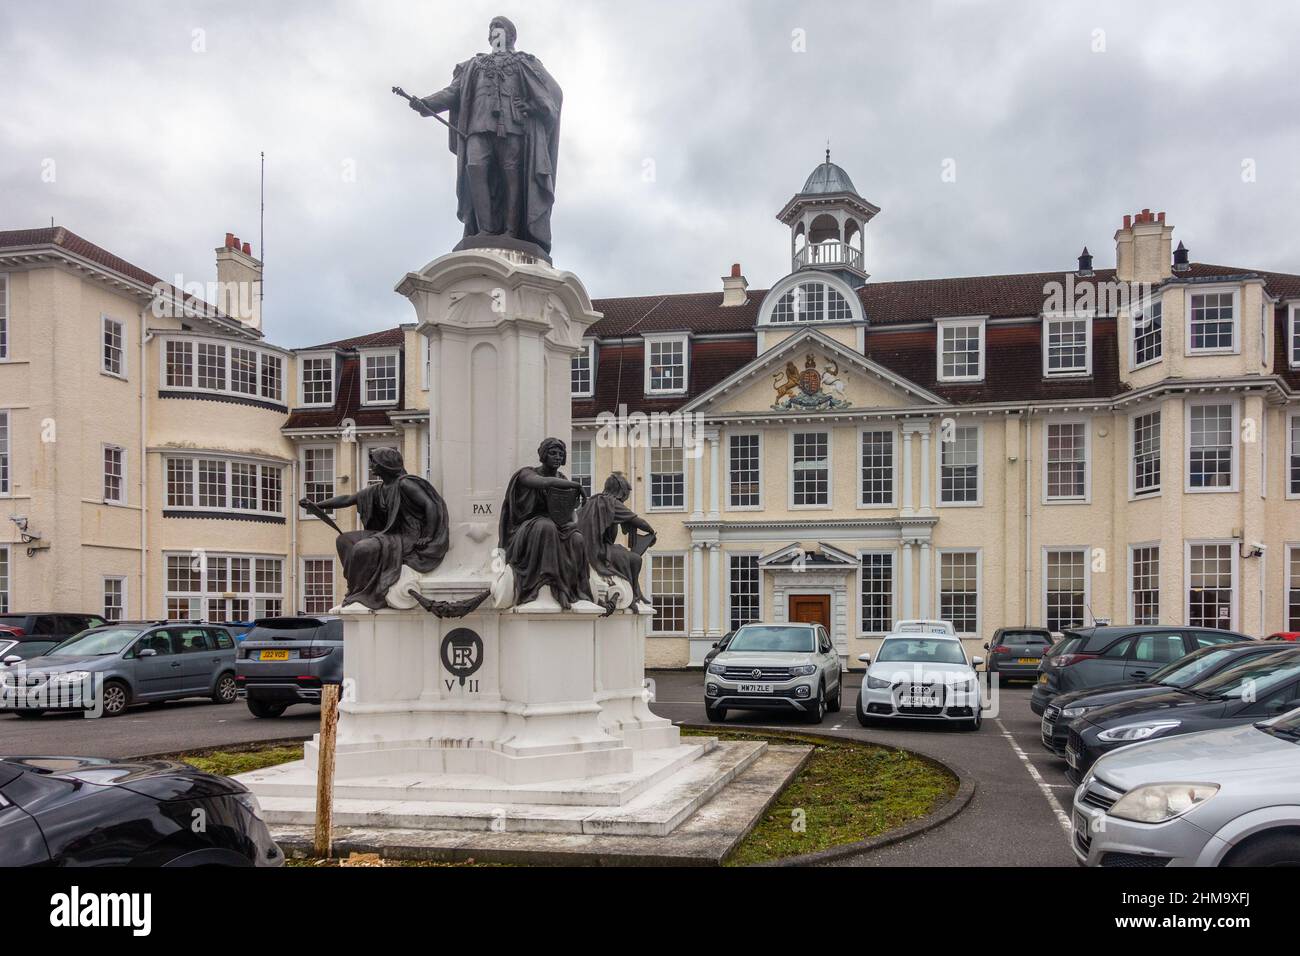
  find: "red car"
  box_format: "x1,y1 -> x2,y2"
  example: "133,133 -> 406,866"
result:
1265,632 -> 1300,642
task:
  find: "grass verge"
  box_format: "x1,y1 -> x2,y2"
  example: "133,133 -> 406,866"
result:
682,728 -> 957,866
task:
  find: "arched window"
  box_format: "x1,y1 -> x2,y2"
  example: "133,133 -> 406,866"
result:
769,280 -> 853,324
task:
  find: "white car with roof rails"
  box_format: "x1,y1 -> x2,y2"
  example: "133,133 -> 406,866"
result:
857,631 -> 985,730
704,622 -> 842,724
891,619 -> 957,636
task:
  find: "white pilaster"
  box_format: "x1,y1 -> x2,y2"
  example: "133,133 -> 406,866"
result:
901,429 -> 915,514
707,431 -> 721,519
691,440 -> 705,519
919,541 -> 932,617
707,543 -> 722,636
919,427 -> 932,512
690,542 -> 705,637
901,541 -> 915,618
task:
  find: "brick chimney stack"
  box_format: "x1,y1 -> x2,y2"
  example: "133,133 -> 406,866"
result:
215,231 -> 264,331
1115,208 -> 1174,284
721,262 -> 749,307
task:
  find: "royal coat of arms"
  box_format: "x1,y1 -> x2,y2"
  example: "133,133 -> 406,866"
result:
772,353 -> 850,410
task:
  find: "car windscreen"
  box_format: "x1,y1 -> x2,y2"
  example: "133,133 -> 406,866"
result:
876,638 -> 967,665
1261,708 -> 1300,742
1189,651 -> 1300,699
9,641 -> 58,660
727,626 -> 815,653
1151,646 -> 1245,687
47,627 -> 141,656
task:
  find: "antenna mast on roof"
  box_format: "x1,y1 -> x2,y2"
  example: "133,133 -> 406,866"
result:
259,151 -> 266,305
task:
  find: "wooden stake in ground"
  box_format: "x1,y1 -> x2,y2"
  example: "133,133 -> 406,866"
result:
314,682 -> 340,858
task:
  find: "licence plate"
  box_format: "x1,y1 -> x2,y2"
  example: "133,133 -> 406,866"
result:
738,683 -> 773,693
899,696 -> 936,708
1038,674 -> 1048,684
1041,717 -> 1053,738
1017,658 -> 1037,665
1066,747 -> 1080,769
260,650 -> 290,661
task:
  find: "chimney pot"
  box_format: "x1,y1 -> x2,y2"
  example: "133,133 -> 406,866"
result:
1158,211 -> 1165,223
242,241 -> 252,255
731,263 -> 741,278
225,232 -> 235,248
1123,214 -> 1132,229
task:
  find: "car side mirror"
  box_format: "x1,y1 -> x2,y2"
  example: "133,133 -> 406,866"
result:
137,648 -> 157,658
857,653 -> 872,663
972,656 -> 985,667
982,642 -> 990,650
2,655 -> 20,665
711,642 -> 719,649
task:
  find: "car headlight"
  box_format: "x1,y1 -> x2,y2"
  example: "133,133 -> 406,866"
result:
866,675 -> 891,689
790,664 -> 817,677
1108,783 -> 1219,823
1061,705 -> 1092,719
707,663 -> 726,675
50,671 -> 92,684
1097,720 -> 1181,743
234,791 -> 265,821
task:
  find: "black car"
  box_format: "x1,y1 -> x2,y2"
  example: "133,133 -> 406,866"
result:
983,627 -> 1053,683
1029,625 -> 1251,715
1040,641 -> 1278,756
703,630 -> 735,666
0,755 -> 282,866
1064,646 -> 1300,781
0,613 -> 107,664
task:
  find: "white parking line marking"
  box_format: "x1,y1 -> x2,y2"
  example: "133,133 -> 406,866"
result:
995,718 -> 1073,835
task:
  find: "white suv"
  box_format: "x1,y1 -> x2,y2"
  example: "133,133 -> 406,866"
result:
857,633 -> 984,731
705,623 -> 842,724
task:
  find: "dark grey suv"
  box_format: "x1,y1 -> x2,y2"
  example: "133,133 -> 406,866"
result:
1030,625 -> 1252,715
236,616 -> 343,717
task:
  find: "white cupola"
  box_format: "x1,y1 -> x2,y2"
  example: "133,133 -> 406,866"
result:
775,150 -> 879,289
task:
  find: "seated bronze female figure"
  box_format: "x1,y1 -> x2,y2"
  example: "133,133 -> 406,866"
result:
497,437 -> 594,609
300,447 -> 449,609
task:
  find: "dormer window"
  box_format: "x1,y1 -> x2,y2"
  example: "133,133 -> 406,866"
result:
571,339 -> 595,398
1043,314 -> 1092,376
1187,288 -> 1238,354
299,352 -> 335,407
644,333 -> 688,395
936,317 -> 985,382
361,348 -> 400,405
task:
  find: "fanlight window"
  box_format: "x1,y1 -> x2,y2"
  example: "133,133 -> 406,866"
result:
769,281 -> 852,324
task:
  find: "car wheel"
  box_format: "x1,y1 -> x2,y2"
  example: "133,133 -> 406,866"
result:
827,678 -> 842,713
804,684 -> 826,724
1224,832 -> 1300,867
855,694 -> 872,728
98,680 -> 130,718
964,710 -> 983,731
246,699 -> 288,719
705,702 -> 727,723
13,710 -> 44,719
212,672 -> 238,704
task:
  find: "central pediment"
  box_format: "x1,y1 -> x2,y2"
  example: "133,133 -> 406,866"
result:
680,327 -> 944,417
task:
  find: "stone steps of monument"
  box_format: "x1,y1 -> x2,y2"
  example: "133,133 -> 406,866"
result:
249,736 -> 717,808
250,739 -> 768,837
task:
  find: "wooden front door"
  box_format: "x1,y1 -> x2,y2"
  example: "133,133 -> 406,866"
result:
788,594 -> 831,630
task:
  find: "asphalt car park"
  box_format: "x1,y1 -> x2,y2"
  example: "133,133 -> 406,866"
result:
0,667 -> 1080,866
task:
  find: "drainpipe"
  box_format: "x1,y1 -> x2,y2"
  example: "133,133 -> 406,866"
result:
138,299 -> 155,618
1023,412 -> 1032,624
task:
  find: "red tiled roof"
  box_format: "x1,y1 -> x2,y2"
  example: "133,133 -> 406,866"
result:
0,226 -> 163,288
301,327 -> 406,351
284,328 -> 407,430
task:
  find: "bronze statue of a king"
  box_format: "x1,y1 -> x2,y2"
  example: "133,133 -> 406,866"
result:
396,15 -> 562,259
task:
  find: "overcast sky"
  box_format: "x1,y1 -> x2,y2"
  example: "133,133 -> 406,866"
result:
3,0 -> 1299,346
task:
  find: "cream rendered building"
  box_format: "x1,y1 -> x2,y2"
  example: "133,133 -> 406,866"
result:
3,159 -> 1300,667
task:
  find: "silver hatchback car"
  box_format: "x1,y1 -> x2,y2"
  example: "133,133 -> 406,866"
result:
1073,708 -> 1300,867
704,622 -> 842,724
0,621 -> 238,718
